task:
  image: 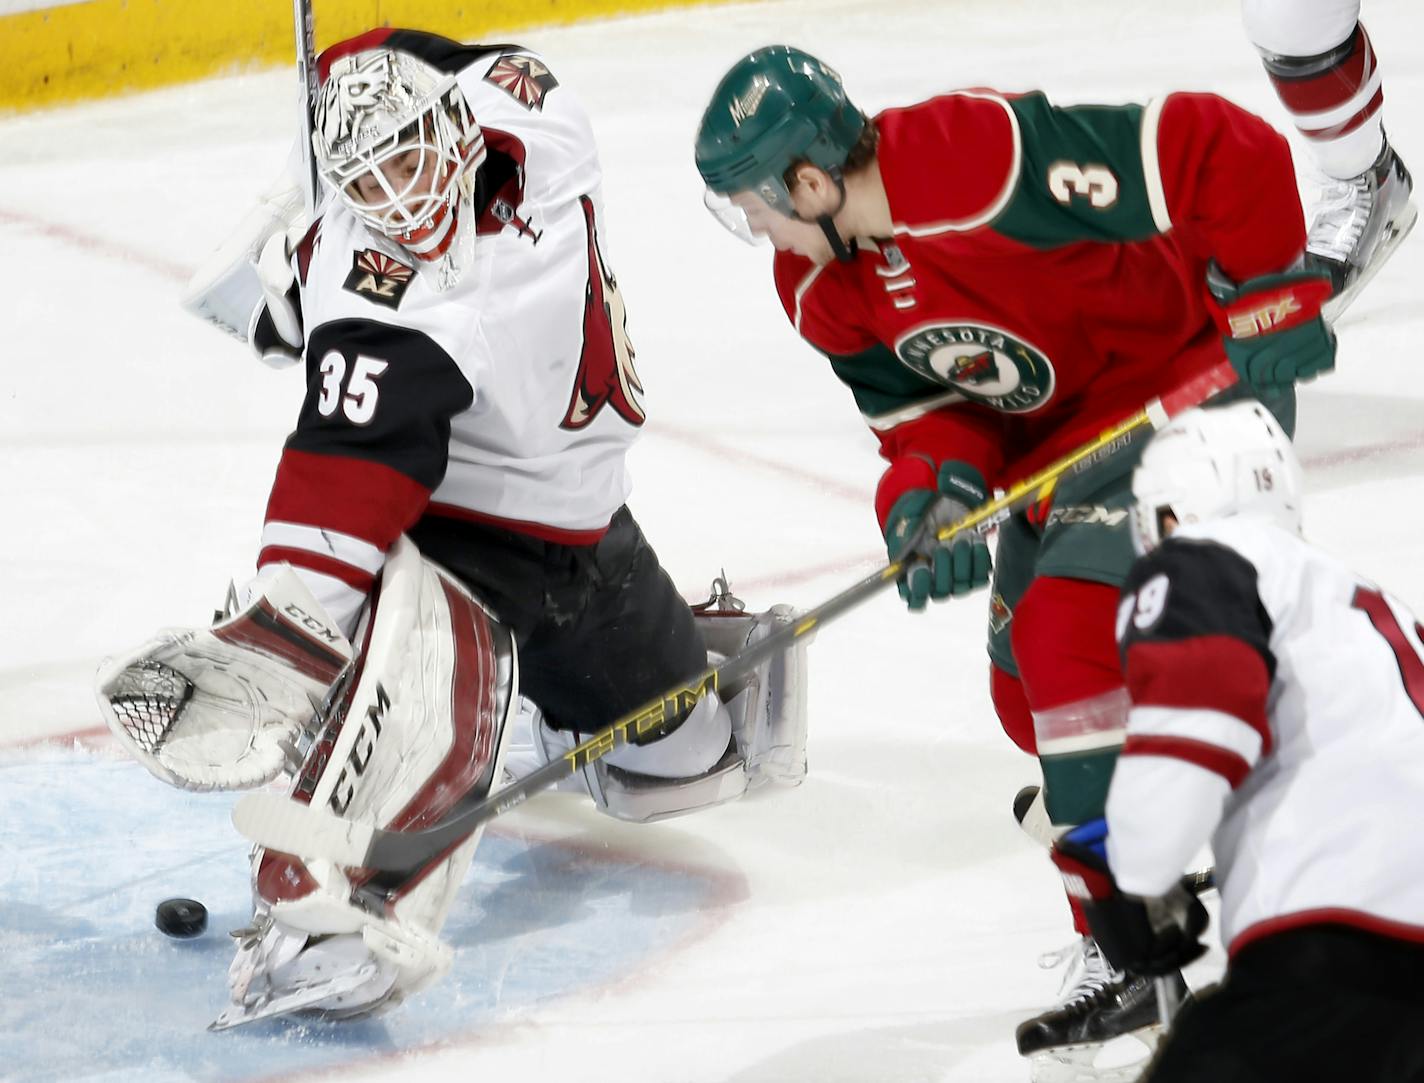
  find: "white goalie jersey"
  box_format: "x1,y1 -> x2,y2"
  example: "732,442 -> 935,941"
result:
1108,516 -> 1424,956
254,33 -> 646,630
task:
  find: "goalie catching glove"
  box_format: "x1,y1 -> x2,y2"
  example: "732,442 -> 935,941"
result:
95,568 -> 352,792
1050,818 -> 1209,977
881,460 -> 992,611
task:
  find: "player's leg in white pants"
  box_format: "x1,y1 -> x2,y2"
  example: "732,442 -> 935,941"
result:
1242,0 -> 1415,312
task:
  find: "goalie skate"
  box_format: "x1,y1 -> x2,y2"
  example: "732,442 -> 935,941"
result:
209,959 -> 384,1031
210,918 -> 395,1031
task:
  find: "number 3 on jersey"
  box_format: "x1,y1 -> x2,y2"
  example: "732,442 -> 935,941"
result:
317,351 -> 389,425
1047,161 -> 1119,210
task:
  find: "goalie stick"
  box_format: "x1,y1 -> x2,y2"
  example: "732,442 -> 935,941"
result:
232,362 -> 1239,873
293,0 -> 320,215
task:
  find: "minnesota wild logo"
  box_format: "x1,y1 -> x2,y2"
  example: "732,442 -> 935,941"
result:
894,322 -> 1056,414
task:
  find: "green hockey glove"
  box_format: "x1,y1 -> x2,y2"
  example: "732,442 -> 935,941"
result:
883,463 -> 992,612
1206,262 -> 1336,396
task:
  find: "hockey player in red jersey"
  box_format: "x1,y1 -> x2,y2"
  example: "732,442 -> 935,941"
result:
1053,400 -> 1424,1082
694,45 -> 1335,1078
96,30 -> 808,1029
1242,0 -> 1416,318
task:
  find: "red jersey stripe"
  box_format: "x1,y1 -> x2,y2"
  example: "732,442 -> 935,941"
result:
1121,733 -> 1252,787
257,545 -> 376,594
1125,635 -> 1272,754
265,449 -> 431,551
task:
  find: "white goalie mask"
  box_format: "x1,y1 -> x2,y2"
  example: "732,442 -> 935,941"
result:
314,48 -> 486,287
1130,400 -> 1303,554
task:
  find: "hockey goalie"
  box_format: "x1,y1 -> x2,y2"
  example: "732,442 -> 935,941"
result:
95,26 -> 809,1029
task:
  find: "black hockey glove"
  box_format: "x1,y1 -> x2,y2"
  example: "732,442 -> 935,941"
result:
1050,819 -> 1209,977
882,462 -> 992,612
1205,260 -> 1335,396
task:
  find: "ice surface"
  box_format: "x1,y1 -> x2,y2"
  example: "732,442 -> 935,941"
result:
1,0 -> 1420,1079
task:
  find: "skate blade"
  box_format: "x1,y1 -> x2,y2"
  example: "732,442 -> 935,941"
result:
1027,1026 -> 1164,1083
1324,199 -> 1419,324
208,962 -> 380,1031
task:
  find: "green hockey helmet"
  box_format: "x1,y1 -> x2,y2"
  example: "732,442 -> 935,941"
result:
695,45 -> 866,216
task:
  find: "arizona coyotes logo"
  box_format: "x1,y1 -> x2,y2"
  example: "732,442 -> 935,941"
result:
562,197 -> 645,430
343,248 -> 415,309
485,54 -> 559,111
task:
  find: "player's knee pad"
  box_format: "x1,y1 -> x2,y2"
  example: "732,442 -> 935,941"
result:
532,694 -> 749,824
1010,577 -> 1123,711
505,593 -> 809,825
693,601 -> 810,787
237,535 -> 516,1017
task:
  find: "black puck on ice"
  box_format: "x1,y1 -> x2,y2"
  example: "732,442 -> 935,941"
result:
155,897 -> 208,939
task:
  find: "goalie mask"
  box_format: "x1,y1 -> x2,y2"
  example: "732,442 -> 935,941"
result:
1130,400 -> 1303,554
314,47 -> 486,288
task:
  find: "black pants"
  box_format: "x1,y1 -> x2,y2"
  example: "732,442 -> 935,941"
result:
1146,924 -> 1424,1083
408,506 -> 705,736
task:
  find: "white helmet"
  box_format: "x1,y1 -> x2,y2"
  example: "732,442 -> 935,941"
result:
1130,399 -> 1303,553
313,47 -> 486,285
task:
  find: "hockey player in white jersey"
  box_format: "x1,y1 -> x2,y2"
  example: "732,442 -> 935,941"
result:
1050,400 -> 1424,1081
1241,0 -> 1416,318
95,29 -> 808,1029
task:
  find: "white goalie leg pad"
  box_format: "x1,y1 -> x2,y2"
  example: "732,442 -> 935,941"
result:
533,695 -> 749,824
95,568 -> 352,792
694,603 -> 810,786
229,536 -> 517,1022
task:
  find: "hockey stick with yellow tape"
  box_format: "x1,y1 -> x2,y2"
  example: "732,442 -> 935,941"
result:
232,361 -> 1237,874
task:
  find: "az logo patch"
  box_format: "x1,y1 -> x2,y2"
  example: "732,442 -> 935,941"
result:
485,54 -> 559,111
343,249 -> 414,309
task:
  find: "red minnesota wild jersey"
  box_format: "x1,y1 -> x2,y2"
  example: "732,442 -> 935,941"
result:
772,90 -> 1307,523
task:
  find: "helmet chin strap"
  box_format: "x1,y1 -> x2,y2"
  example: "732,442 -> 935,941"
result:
794,168 -> 857,263
816,213 -> 858,263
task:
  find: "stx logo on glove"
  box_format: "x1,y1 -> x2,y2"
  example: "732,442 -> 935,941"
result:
1226,294 -> 1302,338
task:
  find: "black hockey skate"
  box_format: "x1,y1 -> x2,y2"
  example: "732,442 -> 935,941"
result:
1306,138 -> 1417,322
1016,937 -> 1186,1082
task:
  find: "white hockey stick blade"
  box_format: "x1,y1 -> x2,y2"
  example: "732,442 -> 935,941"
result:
1013,783 -> 1056,849
231,792 -> 375,867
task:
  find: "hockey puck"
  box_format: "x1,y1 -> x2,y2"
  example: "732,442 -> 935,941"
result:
155,897 -> 208,939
